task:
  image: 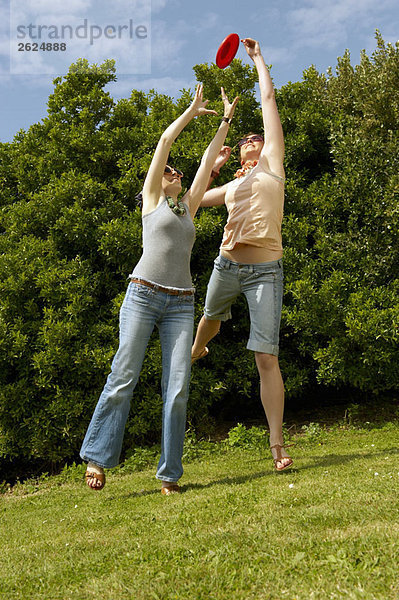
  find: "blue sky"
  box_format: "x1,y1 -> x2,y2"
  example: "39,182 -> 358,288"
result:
0,0 -> 398,143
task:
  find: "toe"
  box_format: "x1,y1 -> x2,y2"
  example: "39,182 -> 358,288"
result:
87,476 -> 99,488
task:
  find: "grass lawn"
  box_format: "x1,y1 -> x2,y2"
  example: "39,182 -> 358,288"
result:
1,419 -> 399,599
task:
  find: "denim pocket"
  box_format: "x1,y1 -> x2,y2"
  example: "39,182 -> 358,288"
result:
214,256 -> 222,268
178,294 -> 195,306
253,262 -> 283,281
132,283 -> 155,299
214,256 -> 228,272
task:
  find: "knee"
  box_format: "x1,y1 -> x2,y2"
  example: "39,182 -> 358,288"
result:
104,373 -> 136,401
255,352 -> 279,373
166,393 -> 188,415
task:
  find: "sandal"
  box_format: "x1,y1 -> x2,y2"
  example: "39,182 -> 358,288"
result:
161,484 -> 180,495
270,443 -> 294,472
85,470 -> 106,490
191,346 -> 209,365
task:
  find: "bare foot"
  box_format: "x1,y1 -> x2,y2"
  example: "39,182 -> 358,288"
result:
191,346 -> 209,365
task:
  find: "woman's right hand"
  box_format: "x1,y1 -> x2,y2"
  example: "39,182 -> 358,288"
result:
241,38 -> 261,61
221,87 -> 239,120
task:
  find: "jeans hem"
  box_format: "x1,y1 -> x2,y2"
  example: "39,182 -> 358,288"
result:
155,475 -> 180,483
80,454 -> 117,469
246,340 -> 279,355
203,310 -> 231,322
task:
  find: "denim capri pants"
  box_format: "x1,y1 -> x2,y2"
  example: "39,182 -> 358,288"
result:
204,254 -> 284,356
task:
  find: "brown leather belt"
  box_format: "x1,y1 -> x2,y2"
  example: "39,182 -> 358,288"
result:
130,277 -> 194,296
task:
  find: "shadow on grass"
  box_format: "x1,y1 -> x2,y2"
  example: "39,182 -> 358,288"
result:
296,446 -> 399,472
106,446 -> 399,499
245,445 -> 399,471
183,469 -> 280,492
105,469 -> 275,500
112,469 -> 285,500
106,487 -> 161,500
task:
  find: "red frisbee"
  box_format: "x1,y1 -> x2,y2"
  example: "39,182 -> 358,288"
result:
216,33 -> 240,69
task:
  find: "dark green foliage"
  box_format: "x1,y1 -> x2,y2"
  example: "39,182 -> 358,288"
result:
281,32 -> 399,395
1,33 -> 398,470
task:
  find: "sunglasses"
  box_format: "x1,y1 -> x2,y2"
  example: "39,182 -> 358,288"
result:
164,165 -> 184,178
237,135 -> 264,148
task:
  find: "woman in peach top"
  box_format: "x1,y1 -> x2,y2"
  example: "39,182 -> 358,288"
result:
191,38 -> 293,471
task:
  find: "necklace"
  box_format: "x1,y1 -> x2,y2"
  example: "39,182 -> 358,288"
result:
234,160 -> 258,179
166,196 -> 186,216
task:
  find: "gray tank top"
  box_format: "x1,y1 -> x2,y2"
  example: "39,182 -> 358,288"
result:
130,198 -> 196,289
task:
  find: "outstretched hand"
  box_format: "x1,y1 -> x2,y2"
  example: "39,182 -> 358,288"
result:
241,38 -> 261,60
190,83 -> 218,117
221,87 -> 239,120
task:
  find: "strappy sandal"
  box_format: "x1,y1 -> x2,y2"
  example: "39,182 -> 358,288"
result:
191,346 -> 209,365
270,443 -> 294,472
161,483 -> 180,495
85,470 -> 106,490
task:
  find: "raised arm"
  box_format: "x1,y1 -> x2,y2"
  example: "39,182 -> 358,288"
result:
142,84 -> 217,214
200,183 -> 229,207
242,38 -> 284,176
198,146 -> 232,207
184,89 -> 239,218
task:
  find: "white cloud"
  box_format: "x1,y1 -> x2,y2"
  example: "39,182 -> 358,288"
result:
151,19 -> 187,70
151,0 -> 171,12
259,45 -> 293,67
190,12 -> 219,34
10,0 -> 92,23
107,75 -> 195,99
0,73 -> 54,91
9,0 -> 151,76
23,0 -> 92,12
287,0 -> 398,50
249,6 -> 280,24
149,11 -> 224,72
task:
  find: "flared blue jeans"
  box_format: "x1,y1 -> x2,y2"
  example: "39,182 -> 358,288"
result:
80,282 -> 194,482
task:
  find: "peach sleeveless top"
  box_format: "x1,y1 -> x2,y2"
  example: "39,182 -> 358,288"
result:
221,162 -> 284,261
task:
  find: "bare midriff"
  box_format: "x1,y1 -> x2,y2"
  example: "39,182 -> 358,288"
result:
221,243 -> 282,264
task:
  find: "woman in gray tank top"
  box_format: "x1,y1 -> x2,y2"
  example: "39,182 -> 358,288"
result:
81,85 -> 239,494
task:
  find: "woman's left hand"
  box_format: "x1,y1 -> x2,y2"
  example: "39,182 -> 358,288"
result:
190,84 -> 218,117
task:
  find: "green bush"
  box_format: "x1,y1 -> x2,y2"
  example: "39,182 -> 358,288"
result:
225,424 -> 269,450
